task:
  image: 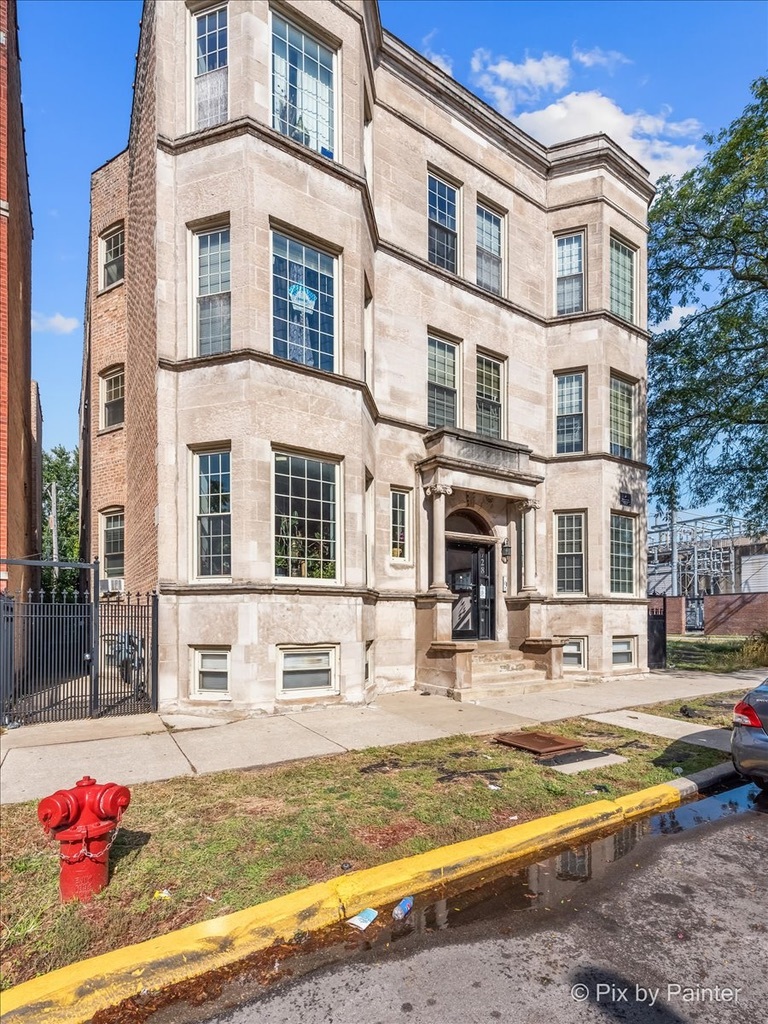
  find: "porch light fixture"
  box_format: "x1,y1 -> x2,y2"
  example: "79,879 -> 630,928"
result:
501,540 -> 511,563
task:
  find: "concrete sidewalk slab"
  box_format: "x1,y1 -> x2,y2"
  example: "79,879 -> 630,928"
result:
586,710 -> 733,752
0,714 -> 166,753
0,732 -> 192,804
172,716 -> 346,774
286,704 -> 446,749
375,691 -> 536,733
479,693 -> 608,720
549,752 -> 628,775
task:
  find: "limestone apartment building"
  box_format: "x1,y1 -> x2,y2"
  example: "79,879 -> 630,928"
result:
81,0 -> 654,714
0,0 -> 41,597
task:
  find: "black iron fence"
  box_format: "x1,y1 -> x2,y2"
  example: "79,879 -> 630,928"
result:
0,558 -> 157,725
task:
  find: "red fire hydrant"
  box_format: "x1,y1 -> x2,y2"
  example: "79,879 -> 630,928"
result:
37,776 -> 131,902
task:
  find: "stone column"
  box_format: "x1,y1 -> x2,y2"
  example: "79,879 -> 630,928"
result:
521,499 -> 539,592
425,484 -> 452,591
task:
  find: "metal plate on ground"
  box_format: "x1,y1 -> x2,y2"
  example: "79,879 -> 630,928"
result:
494,731 -> 585,755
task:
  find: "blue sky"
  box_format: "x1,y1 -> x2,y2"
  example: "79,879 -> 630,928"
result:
17,0 -> 768,452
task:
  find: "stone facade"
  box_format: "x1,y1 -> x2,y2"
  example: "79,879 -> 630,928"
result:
0,0 -> 38,595
82,0 -> 654,713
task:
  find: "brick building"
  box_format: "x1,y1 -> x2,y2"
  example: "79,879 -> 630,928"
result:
0,0 -> 40,595
81,0 -> 654,713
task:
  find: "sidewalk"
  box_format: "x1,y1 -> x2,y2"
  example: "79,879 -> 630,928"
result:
2,668 -> 762,805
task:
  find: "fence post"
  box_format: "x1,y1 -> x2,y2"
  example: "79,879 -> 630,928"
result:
151,593 -> 159,711
91,559 -> 101,716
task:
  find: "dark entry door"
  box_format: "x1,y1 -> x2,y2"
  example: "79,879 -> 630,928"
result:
447,542 -> 494,641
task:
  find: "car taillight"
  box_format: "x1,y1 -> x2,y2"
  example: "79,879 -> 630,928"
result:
733,701 -> 763,728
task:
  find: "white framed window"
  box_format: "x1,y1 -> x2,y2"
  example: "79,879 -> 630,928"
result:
194,227 -> 231,356
555,371 -> 584,454
100,368 -> 125,429
612,637 -> 635,666
428,336 -> 458,428
194,6 -> 228,130
428,174 -> 458,273
610,236 -> 635,322
610,513 -> 635,594
272,13 -> 335,159
101,225 -> 124,290
556,512 -> 585,594
272,232 -> 336,373
556,232 -> 584,315
274,452 -> 339,581
390,488 -> 409,560
193,648 -> 230,697
101,509 -> 125,579
563,638 -> 586,669
610,375 -> 634,459
196,450 -> 231,577
280,647 -> 337,694
476,354 -> 502,438
476,204 -> 502,295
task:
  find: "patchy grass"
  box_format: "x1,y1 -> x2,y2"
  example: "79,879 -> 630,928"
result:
629,689 -> 748,729
0,723 -> 727,989
667,633 -> 768,673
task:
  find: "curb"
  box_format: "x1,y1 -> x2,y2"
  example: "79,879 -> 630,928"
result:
1,764 -> 738,1024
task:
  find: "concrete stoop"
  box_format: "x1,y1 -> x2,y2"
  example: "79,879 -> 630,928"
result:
419,643 -> 562,702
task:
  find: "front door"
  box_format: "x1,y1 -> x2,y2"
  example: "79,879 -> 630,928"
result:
447,542 -> 495,640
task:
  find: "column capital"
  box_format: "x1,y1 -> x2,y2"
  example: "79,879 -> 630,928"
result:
517,498 -> 540,511
425,484 -> 453,498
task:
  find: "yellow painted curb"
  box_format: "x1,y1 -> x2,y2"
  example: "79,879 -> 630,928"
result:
1,783 -> 686,1024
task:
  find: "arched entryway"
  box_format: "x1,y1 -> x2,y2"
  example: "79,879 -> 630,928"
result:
445,510 -> 496,641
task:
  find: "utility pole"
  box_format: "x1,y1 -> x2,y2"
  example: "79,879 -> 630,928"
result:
49,481 -> 59,581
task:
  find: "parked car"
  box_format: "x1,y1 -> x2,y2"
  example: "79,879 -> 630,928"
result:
731,679 -> 768,790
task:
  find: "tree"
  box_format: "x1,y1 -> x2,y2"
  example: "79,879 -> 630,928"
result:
42,446 -> 80,590
647,76 -> 768,532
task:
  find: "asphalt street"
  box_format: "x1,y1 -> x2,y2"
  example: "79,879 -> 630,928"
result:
195,787 -> 767,1024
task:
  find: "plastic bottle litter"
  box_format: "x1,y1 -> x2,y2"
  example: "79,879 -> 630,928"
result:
392,897 -> 414,921
672,767 -> 684,775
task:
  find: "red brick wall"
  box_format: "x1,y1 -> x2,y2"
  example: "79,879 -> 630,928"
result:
704,593 -> 768,636
0,0 -> 34,594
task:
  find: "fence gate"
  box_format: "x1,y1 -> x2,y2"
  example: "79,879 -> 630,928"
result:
0,558 -> 158,726
647,601 -> 667,669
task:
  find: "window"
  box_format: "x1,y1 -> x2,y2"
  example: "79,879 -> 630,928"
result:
195,649 -> 229,694
476,354 -> 502,438
610,237 -> 635,322
101,368 -> 125,428
428,174 -> 458,273
610,513 -> 634,594
556,513 -> 584,594
556,233 -> 583,315
610,376 -> 634,459
391,489 -> 408,559
428,336 -> 458,428
274,453 -> 337,580
103,510 -> 124,578
555,371 -> 584,454
272,233 -> 335,372
102,226 -> 124,289
281,648 -> 335,692
562,638 -> 586,669
612,637 -> 635,665
196,228 -> 231,356
196,451 -> 231,577
476,205 -> 502,295
194,6 -> 228,129
272,14 -> 335,159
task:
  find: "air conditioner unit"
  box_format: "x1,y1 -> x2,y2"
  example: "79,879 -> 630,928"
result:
99,578 -> 125,594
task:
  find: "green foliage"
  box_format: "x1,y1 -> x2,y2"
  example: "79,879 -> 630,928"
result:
648,76 -> 768,531
41,446 -> 80,591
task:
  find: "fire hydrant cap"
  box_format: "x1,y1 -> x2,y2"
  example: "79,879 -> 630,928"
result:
75,776 -> 98,788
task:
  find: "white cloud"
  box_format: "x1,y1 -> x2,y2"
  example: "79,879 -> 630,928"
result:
572,45 -> 631,72
470,48 -> 570,115
32,312 -> 79,335
515,91 -> 704,179
422,30 -> 454,77
657,305 -> 698,331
